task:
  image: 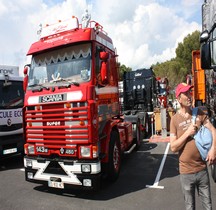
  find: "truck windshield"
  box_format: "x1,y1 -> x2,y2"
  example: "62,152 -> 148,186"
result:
28,43 -> 91,88
0,81 -> 24,108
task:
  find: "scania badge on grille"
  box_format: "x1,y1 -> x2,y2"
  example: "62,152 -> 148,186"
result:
60,148 -> 65,154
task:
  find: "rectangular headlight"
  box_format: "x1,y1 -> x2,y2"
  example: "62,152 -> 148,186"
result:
28,145 -> 35,154
80,146 -> 91,158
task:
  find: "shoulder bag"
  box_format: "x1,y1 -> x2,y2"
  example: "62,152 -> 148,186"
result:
192,107 -> 213,161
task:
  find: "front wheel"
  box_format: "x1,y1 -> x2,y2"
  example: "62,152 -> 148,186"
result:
107,130 -> 121,182
134,119 -> 141,150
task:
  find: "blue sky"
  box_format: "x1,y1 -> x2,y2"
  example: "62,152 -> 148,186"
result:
0,0 -> 203,75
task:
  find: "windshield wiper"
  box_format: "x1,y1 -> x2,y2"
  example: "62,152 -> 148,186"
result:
56,79 -> 80,89
69,81 -> 79,86
29,84 -> 50,92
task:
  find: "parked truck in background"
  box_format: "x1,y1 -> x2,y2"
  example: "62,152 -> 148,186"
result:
0,65 -> 24,158
120,68 -> 171,138
23,16 -> 142,190
121,68 -> 156,138
199,0 -> 216,182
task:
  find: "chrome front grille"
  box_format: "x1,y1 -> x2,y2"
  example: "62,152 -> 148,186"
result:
25,102 -> 89,146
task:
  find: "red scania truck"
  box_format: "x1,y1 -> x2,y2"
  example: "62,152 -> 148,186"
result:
23,16 -> 141,190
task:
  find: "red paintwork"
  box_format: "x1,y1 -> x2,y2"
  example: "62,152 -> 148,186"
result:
23,17 -> 134,163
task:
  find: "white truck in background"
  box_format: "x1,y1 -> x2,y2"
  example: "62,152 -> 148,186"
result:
0,65 -> 24,158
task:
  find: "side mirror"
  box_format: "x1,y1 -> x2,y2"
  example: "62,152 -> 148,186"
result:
100,51 -> 109,61
200,30 -> 209,43
200,42 -> 211,69
100,52 -> 109,84
100,61 -> 108,84
23,65 -> 29,92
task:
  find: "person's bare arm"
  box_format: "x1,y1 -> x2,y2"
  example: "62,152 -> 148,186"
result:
170,123 -> 197,153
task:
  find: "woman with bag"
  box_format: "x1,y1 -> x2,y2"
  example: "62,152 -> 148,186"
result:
170,83 -> 216,210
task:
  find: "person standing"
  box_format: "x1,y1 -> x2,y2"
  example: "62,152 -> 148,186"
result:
170,83 -> 216,210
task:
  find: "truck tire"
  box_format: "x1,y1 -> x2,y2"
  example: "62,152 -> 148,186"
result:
211,164 -> 216,183
134,119 -> 141,150
107,130 -> 121,182
144,113 -> 150,138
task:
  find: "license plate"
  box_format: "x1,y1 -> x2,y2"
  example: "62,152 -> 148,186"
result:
48,180 -> 64,189
3,148 -> 17,155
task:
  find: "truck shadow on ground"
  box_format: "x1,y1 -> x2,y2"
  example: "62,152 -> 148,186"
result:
34,141 -> 179,200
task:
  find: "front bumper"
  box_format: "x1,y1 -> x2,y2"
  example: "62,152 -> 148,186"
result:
24,156 -> 101,190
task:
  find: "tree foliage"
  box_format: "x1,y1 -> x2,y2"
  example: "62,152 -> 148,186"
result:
152,58 -> 187,88
175,30 -> 200,71
118,63 -> 132,80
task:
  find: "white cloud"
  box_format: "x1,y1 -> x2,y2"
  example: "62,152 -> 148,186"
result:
0,0 -> 202,75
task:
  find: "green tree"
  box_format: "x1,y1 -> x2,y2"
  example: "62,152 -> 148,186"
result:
152,58 -> 187,89
175,30 -> 200,73
118,63 -> 132,80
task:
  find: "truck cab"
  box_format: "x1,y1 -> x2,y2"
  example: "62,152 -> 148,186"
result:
0,65 -> 24,158
23,16 -> 139,190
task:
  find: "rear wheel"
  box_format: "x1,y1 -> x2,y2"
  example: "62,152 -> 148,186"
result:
144,113 -> 151,138
107,130 -> 121,181
134,119 -> 141,150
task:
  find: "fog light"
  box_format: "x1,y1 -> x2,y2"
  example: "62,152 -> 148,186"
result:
81,164 -> 91,173
83,179 -> 92,187
26,159 -> 32,167
27,172 -> 34,179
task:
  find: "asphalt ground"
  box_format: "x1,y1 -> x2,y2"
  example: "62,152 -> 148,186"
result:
0,139 -> 215,210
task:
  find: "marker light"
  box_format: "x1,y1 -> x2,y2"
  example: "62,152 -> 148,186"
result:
65,102 -> 71,108
92,145 -> 98,158
80,120 -> 85,126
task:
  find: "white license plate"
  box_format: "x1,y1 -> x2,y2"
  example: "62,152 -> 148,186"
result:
3,148 -> 17,155
48,180 -> 64,189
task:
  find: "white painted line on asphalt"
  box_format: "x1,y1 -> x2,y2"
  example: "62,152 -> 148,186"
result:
20,168 -> 25,171
146,142 -> 170,189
